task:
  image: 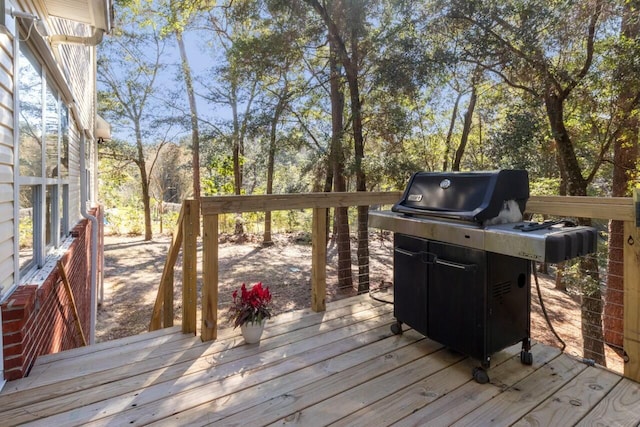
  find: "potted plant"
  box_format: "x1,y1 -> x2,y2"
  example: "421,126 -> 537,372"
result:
230,282 -> 273,344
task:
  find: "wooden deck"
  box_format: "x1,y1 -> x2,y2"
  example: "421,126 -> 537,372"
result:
1,294 -> 640,426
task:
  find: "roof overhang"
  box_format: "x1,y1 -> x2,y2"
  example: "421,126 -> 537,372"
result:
42,0 -> 113,32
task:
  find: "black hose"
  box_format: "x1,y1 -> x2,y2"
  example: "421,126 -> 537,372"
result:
368,288 -> 394,305
533,261 -> 566,351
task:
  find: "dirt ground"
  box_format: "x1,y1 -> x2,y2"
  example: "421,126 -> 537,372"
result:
97,232 -> 394,341
97,233 -> 624,373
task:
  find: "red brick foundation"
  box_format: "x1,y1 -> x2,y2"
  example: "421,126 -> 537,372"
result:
1,207 -> 102,380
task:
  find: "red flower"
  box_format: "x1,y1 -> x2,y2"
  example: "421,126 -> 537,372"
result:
229,282 -> 273,328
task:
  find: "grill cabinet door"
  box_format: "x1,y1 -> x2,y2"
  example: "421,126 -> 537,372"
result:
393,234 -> 429,336
427,242 -> 486,362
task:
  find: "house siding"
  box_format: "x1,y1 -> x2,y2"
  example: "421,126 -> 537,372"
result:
0,32 -> 15,299
68,123 -> 82,225
0,3 -> 105,381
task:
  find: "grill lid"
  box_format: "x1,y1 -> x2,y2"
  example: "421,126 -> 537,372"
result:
392,170 -> 529,224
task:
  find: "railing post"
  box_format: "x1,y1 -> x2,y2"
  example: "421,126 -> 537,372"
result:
201,214 -> 219,341
182,199 -> 198,335
311,207 -> 327,312
624,189 -> 640,382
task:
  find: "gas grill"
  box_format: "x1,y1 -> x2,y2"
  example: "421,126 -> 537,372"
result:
369,170 -> 597,383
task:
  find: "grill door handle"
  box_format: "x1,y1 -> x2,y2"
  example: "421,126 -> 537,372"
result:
395,248 -> 420,258
395,248 -> 436,264
435,258 -> 477,272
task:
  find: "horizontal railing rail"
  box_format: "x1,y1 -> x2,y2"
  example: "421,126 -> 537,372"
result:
526,195 -> 635,221
200,191 -> 403,214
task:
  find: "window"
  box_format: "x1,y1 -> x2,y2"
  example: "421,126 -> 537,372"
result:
18,186 -> 36,270
17,43 -> 70,279
45,84 -> 59,179
18,48 -> 42,178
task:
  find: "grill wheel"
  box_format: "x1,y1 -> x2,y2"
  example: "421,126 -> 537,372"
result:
472,367 -> 490,384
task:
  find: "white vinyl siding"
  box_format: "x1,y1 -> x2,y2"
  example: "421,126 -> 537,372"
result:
68,122 -> 81,225
49,18 -> 95,224
0,31 -> 15,298
0,7 -> 98,295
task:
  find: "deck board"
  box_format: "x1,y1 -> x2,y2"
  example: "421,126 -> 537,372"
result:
332,343 -> 523,427
450,353 -> 587,426
1,295 -> 639,427
32,325 -> 185,367
513,367 -> 622,426
158,329 -> 428,426
392,344 -> 562,427
575,378 -> 640,426
267,346 -> 464,427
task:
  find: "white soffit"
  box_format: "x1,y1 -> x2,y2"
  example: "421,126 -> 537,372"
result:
43,0 -> 111,31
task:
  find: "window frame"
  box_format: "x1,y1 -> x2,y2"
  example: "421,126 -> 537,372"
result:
15,40 -> 71,284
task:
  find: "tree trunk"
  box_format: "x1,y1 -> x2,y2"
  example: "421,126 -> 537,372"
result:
141,166 -> 153,241
344,59 -> 368,294
176,31 -> 201,201
443,92 -> 462,171
453,82 -> 478,171
329,40 -> 353,291
545,93 -> 605,365
230,83 -> 244,235
263,134 -> 276,246
544,94 -> 588,196
263,96 -> 286,246
605,221 -> 625,347
304,0 -> 368,292
605,0 -> 640,348
581,249 -> 605,364
134,123 -> 153,241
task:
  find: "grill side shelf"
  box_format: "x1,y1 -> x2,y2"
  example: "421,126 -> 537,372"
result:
369,210 -> 485,250
369,210 -> 598,263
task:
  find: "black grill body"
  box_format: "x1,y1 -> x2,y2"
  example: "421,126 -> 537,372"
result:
376,169 -> 597,384
394,234 -> 531,369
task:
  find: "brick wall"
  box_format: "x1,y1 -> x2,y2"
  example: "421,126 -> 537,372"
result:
1,207 -> 102,381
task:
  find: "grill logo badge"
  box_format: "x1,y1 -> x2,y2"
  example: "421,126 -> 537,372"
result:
440,179 -> 451,189
408,194 -> 423,202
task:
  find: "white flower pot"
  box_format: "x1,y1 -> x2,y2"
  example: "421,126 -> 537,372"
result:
241,319 -> 266,344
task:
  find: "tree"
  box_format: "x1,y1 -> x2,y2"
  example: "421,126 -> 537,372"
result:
328,36 -> 353,290
452,65 -> 483,171
200,6 -> 264,234
146,0 -> 207,202
98,20 -> 170,241
446,0 -> 613,364
175,27 -> 202,202
303,0 -> 372,293
228,6 -> 308,244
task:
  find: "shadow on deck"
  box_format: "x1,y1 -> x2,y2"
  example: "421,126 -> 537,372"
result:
1,294 -> 639,426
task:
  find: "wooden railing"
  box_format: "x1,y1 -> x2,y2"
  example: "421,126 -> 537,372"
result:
149,191 -> 640,382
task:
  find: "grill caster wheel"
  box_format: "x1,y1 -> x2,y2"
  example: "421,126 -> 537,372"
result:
520,350 -> 533,365
390,321 -> 403,335
472,367 -> 490,384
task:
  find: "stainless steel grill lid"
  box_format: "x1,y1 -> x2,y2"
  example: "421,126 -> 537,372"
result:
391,170 -> 529,223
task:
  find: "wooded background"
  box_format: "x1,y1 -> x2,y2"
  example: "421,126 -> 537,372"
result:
97,0 -> 638,235
96,0 -> 639,367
